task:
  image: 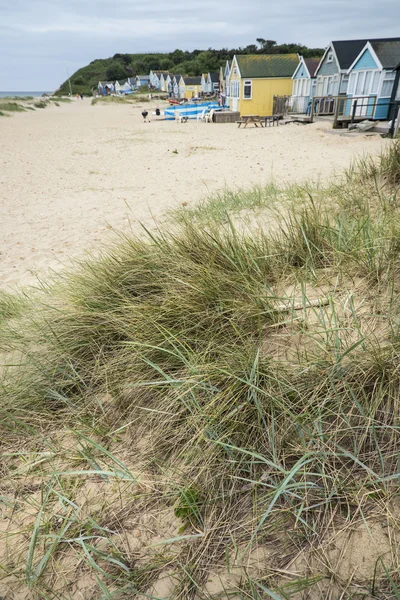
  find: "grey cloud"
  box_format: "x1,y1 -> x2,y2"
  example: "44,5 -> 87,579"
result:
1,0 -> 400,91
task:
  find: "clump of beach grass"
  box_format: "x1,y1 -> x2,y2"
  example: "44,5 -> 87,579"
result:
0,101 -> 26,113
0,289 -> 30,325
1,95 -> 34,101
91,94 -> 151,106
48,96 -> 72,103
1,142 -> 400,599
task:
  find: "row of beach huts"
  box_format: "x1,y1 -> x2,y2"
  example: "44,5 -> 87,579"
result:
99,38 -> 400,124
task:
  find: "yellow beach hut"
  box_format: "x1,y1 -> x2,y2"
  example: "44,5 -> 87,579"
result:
179,76 -> 202,99
229,54 -> 299,116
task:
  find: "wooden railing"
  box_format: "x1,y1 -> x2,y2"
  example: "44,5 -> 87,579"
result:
273,95 -> 399,136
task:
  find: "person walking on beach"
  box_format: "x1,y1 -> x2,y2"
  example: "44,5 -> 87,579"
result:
141,110 -> 149,122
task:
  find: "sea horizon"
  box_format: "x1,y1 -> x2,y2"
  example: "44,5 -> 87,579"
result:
0,91 -> 53,98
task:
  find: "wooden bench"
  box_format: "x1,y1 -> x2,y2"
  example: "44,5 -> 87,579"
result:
262,115 -> 280,127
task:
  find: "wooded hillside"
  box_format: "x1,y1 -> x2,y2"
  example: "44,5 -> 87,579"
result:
55,39 -> 324,95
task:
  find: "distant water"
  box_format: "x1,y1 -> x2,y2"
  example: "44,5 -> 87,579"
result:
0,91 -> 52,98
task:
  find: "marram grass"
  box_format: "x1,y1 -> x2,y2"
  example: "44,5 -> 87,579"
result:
1,142 -> 400,599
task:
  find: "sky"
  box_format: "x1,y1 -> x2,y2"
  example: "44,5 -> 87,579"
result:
1,0 -> 400,91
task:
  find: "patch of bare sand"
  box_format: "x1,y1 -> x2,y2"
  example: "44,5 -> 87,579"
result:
0,99 -> 389,289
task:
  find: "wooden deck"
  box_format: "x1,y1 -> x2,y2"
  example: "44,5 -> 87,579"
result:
334,115 -> 375,128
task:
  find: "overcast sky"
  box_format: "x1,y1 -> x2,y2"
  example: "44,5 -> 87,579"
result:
1,0 -> 400,91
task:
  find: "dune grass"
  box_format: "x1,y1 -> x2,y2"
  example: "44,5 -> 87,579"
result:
1,142 -> 400,599
48,96 -> 72,103
91,94 -> 151,106
0,95 -> 34,101
0,101 -> 27,113
0,98 -> 54,116
0,289 -> 30,324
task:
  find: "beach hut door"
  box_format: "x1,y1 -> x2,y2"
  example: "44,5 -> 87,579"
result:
232,98 -> 238,111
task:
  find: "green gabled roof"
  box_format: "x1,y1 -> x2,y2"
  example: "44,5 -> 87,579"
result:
235,54 -> 299,78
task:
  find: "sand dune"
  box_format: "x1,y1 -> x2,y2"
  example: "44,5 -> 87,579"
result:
0,98 -> 389,288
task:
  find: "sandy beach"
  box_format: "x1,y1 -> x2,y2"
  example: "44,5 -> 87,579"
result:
0,99 -> 389,288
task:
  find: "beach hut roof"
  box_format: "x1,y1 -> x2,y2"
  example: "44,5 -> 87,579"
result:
183,76 -> 202,85
369,38 -> 400,68
209,72 -> 220,82
303,58 -> 320,78
235,54 -> 299,78
330,39 -> 369,70
328,38 -> 400,71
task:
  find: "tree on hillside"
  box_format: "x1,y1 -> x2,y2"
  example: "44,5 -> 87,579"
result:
256,39 -> 277,51
113,53 -> 132,65
106,62 -> 127,81
142,56 -> 161,71
160,58 -> 173,70
170,49 -> 185,65
195,50 -> 220,74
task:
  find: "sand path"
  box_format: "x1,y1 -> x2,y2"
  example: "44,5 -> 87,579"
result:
0,99 -> 388,288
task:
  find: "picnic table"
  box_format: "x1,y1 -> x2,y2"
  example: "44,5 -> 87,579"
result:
237,115 -> 264,128
237,115 -> 280,128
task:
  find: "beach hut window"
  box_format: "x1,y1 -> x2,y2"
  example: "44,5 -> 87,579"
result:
381,71 -> 395,97
364,71 -> 372,94
371,72 -> 380,94
348,72 -> 357,94
355,72 -> 365,95
327,52 -> 333,63
340,75 -> 349,94
244,80 -> 252,99
231,81 -> 240,98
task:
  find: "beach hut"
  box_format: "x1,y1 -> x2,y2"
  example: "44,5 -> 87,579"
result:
209,72 -> 220,95
219,62 -> 231,107
118,79 -> 133,93
179,76 -> 202,99
136,75 -> 151,88
167,75 -> 181,98
223,61 -> 231,101
98,81 -> 115,95
314,39 -> 371,98
149,71 -> 164,89
228,54 -> 299,116
201,74 -> 209,94
219,62 -> 231,95
160,73 -> 170,92
345,39 -> 400,119
291,56 -> 319,113
166,74 -> 180,97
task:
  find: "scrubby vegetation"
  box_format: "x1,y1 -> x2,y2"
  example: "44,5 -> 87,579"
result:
0,97 -> 69,117
1,143 -> 400,599
0,101 -> 26,113
48,97 -> 72,103
91,94 -> 152,106
55,40 -> 324,97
